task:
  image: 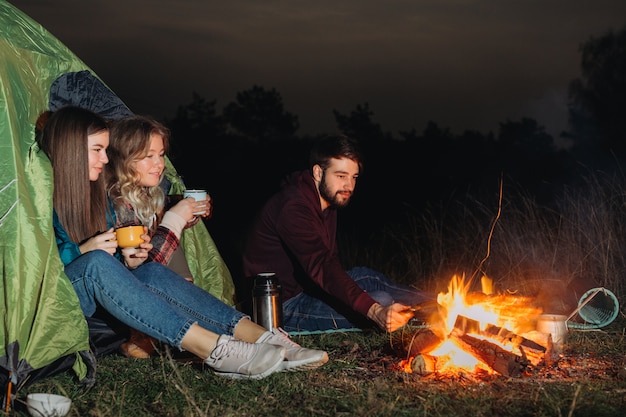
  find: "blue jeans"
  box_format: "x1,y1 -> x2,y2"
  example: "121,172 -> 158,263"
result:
282,266 -> 434,333
64,250 -> 246,349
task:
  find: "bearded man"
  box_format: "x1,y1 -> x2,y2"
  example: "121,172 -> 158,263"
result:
242,134 -> 433,333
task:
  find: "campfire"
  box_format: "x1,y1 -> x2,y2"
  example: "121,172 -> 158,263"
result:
398,275 -> 560,377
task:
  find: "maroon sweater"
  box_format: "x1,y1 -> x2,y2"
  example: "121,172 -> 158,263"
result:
242,170 -> 376,317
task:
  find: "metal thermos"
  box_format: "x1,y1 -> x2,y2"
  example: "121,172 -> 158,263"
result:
252,273 -> 283,330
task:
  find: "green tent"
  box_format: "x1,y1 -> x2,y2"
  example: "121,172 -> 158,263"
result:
0,0 -> 235,409
0,0 -> 96,405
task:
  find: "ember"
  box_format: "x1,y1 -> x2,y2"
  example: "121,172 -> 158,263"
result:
398,275 -> 556,377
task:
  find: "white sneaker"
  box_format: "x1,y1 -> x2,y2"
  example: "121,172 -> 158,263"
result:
256,327 -> 329,371
205,335 -> 285,379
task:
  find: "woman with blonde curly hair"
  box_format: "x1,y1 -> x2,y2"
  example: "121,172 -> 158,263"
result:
105,113 -> 328,368
105,115 -> 208,357
106,115 -> 208,270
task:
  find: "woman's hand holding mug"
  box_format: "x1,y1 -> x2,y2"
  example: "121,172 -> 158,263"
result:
79,228 -> 117,256
171,189 -> 211,221
120,227 -> 152,269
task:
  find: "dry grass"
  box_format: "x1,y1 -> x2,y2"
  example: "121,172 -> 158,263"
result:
349,172 -> 626,316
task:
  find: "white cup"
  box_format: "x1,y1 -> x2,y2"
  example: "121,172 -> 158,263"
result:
26,393 -> 71,417
183,189 -> 207,215
536,314 -> 568,353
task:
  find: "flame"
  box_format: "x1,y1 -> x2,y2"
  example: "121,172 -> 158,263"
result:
406,274 -> 543,374
436,275 -> 540,336
437,275 -> 499,333
430,340 -> 481,371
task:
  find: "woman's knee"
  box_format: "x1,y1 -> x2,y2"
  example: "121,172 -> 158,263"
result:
66,250 -> 116,276
82,249 -> 114,263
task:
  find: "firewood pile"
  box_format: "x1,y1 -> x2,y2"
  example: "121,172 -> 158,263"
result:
390,276 -> 624,379
392,314 -> 560,377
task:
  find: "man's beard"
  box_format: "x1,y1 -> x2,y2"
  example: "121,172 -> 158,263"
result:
319,173 -> 352,208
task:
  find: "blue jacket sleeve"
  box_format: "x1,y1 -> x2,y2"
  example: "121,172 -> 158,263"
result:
53,211 -> 82,266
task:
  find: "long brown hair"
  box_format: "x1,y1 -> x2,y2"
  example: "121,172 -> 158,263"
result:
106,115 -> 170,230
37,106 -> 110,243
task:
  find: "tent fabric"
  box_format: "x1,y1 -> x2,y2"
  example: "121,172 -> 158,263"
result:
49,70 -> 134,119
0,0 -> 95,399
1,1 -> 236,405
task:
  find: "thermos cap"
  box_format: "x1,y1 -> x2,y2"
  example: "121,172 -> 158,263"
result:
254,272 -> 280,295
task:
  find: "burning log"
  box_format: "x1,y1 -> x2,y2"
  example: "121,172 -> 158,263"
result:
392,327 -> 445,358
450,330 -> 529,377
483,324 -> 547,366
483,324 -> 546,353
454,315 -> 547,365
409,354 -> 438,375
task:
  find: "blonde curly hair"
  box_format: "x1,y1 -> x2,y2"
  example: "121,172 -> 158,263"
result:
106,115 -> 170,231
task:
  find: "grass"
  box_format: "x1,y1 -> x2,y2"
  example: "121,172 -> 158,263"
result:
12,324 -> 626,416
11,172 -> 626,416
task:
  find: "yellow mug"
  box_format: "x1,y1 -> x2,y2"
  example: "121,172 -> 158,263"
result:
115,225 -> 145,248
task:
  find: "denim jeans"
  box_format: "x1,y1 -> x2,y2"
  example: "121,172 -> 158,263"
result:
64,250 -> 246,349
282,266 -> 434,333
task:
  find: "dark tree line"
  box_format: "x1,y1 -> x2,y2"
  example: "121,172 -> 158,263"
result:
162,25 -> 626,278
567,25 -> 626,155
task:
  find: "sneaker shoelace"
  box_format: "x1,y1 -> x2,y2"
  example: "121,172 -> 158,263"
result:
273,328 -> 301,349
211,338 -> 254,361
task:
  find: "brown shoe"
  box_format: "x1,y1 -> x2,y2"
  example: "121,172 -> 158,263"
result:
120,342 -> 151,359
120,329 -> 157,359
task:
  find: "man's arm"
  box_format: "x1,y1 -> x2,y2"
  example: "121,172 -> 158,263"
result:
276,200 -> 376,317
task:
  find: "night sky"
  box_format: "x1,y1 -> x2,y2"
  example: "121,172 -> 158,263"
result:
9,0 -> 626,143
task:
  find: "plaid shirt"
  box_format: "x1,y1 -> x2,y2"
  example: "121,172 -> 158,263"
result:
149,225 -> 179,265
